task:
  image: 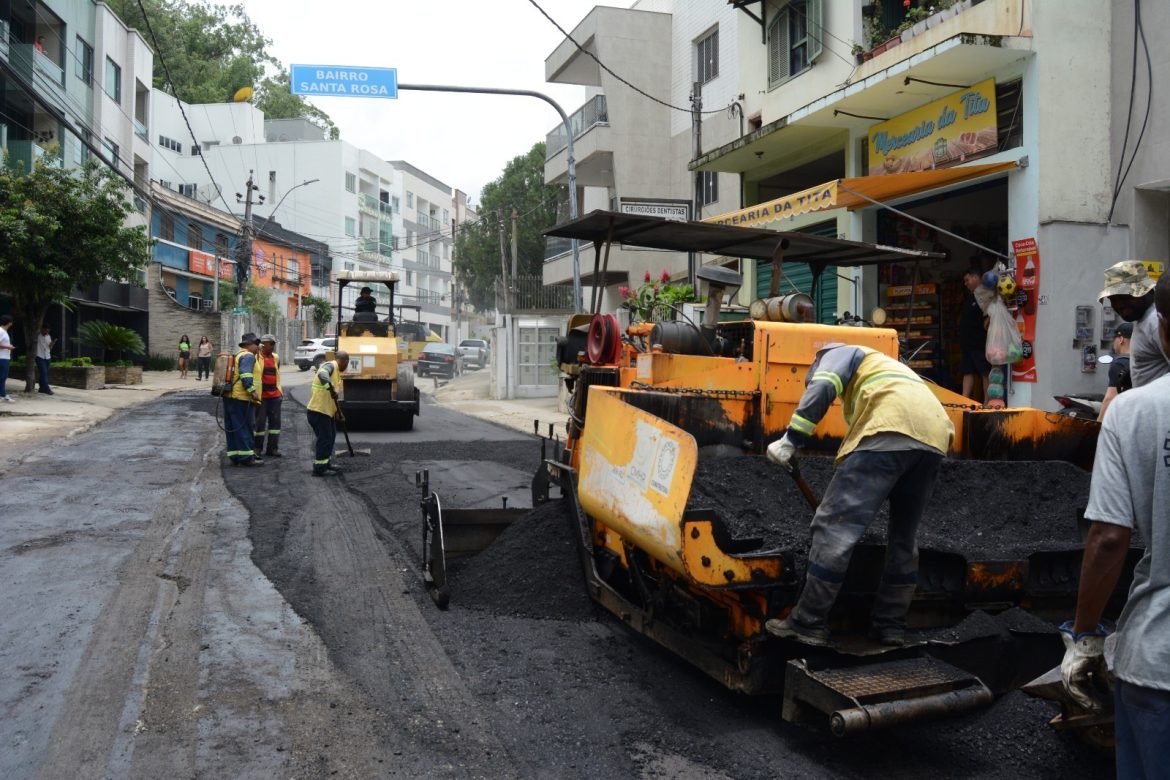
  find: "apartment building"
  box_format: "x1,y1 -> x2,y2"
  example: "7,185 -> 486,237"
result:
0,0 -> 154,352
151,97 -> 461,340
547,0 -> 1160,407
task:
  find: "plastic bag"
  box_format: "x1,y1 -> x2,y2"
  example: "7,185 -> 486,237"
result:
985,297 -> 1023,365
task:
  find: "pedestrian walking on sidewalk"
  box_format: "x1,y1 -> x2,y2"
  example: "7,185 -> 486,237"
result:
178,334 -> 191,379
0,314 -> 13,402
224,333 -> 263,467
254,334 -> 284,458
36,326 -> 56,395
196,336 -> 213,380
306,350 -> 349,476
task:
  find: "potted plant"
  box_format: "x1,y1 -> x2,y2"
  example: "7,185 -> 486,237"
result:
46,357 -> 105,389
620,270 -> 698,323
851,43 -> 865,65
76,321 -> 145,384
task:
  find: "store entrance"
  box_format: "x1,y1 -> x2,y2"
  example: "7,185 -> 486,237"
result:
873,179 -> 1008,398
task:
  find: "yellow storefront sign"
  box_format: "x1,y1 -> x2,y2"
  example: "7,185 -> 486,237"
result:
868,79 -> 998,176
708,181 -> 838,227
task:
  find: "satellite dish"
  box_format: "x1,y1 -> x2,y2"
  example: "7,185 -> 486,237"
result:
278,133 -> 290,142
232,136 -> 242,145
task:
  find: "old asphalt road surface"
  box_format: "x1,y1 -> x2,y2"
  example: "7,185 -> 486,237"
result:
1,381 -> 1116,778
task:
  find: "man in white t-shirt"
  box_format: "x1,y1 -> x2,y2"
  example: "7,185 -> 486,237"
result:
1063,273 -> 1170,777
0,314 -> 13,402
36,325 -> 55,395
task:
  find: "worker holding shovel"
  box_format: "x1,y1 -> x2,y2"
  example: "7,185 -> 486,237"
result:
306,350 -> 349,477
765,342 -> 953,647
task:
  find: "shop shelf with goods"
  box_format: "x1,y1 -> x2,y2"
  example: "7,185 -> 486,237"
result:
882,282 -> 944,374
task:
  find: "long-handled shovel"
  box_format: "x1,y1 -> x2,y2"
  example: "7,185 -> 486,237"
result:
786,457 -> 820,511
331,391 -> 370,456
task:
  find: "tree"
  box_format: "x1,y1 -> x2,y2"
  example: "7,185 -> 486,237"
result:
302,295 -> 333,333
106,0 -> 335,133
453,143 -> 563,311
218,279 -> 281,330
0,158 -> 152,390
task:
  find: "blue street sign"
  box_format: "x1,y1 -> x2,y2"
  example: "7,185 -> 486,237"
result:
289,65 -> 398,99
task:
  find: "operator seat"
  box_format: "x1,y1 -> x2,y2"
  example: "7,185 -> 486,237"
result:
352,311 -> 378,323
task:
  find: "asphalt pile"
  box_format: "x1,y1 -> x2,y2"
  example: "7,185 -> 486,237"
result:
691,455 -> 1090,561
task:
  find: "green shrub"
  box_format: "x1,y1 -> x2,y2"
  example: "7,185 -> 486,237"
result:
145,353 -> 176,371
66,357 -> 93,367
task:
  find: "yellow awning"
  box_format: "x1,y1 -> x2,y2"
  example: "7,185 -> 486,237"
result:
706,161 -> 1018,228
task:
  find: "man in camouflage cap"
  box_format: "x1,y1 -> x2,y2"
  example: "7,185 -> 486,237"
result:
1099,260 -> 1169,388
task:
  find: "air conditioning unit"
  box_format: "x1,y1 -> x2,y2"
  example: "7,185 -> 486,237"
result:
232,136 -> 242,145
200,299 -> 215,312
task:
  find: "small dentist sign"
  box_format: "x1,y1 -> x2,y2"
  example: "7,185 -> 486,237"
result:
290,65 -> 398,99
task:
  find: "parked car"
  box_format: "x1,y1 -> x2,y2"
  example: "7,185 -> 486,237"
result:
458,338 -> 490,369
293,337 -> 337,371
417,343 -> 463,379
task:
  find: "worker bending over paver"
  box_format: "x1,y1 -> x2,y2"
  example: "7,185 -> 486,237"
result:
765,343 -> 953,647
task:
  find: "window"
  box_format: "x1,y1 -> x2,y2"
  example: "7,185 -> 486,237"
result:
104,57 -> 121,103
696,28 -> 719,84
179,183 -> 197,198
75,37 -> 93,85
345,172 -> 356,193
405,270 -> 413,286
391,195 -> 400,213
696,171 -> 718,208
189,225 -> 202,252
159,211 -> 174,241
102,137 -> 119,168
442,208 -> 450,225
406,191 -> 414,209
288,258 -> 299,278
158,135 -> 182,153
190,146 -> 201,156
767,0 -> 822,88
216,233 -> 229,257
343,261 -> 355,272
345,217 -> 356,237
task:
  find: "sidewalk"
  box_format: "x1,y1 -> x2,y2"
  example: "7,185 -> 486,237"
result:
0,365 -> 568,474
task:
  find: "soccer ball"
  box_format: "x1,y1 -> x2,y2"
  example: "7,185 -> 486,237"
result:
997,275 -> 1017,298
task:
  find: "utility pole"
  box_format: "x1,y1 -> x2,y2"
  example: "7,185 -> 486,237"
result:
235,171 -> 265,342
510,207 -> 519,311
497,207 -> 509,313
689,81 -> 703,291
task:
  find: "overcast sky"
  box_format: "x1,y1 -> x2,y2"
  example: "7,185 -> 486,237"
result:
242,0 -> 626,203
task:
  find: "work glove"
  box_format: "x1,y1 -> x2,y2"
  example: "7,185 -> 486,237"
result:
766,434 -> 796,469
1059,620 -> 1109,711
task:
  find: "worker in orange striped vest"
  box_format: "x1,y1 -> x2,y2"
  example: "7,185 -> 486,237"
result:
253,334 -> 284,458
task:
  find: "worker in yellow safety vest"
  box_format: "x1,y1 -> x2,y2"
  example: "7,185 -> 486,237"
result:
225,332 -> 264,466
306,350 -> 349,476
765,343 -> 954,648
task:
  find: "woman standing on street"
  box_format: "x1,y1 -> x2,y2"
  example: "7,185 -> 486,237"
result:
196,336 -> 213,380
178,334 -> 191,379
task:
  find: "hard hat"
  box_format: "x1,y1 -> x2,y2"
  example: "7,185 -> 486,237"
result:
260,334 -> 277,343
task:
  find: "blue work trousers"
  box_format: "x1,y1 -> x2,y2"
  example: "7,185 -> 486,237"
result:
0,358 -> 9,398
1115,678 -> 1170,780
255,396 -> 282,454
307,410 -> 336,474
36,357 -> 50,391
792,448 -> 943,632
223,398 -> 256,463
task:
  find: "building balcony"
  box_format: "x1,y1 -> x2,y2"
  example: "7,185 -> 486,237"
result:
133,119 -> 148,140
5,140 -> 58,173
695,0 -> 1029,176
544,94 -> 612,188
358,193 -> 380,216
358,237 -> 393,264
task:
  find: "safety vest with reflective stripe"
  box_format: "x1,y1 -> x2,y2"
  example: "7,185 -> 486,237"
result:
259,351 -> 282,398
228,350 -> 260,403
835,348 -> 953,461
307,360 -> 344,417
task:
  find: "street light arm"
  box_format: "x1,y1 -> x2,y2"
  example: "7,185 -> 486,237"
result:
255,178 -> 321,237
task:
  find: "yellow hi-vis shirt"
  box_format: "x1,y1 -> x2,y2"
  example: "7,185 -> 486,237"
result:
788,345 -> 953,462
227,349 -> 260,404
307,360 -> 344,417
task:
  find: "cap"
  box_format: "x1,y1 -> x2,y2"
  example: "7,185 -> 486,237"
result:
1115,322 -> 1134,339
1098,260 -> 1155,302
238,332 -> 261,347
260,333 -> 277,343
360,286 -> 372,294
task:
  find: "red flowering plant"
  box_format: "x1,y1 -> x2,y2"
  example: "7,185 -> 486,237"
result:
619,270 -> 697,322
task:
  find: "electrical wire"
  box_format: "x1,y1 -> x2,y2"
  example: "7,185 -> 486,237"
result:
1108,0 -> 1151,223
